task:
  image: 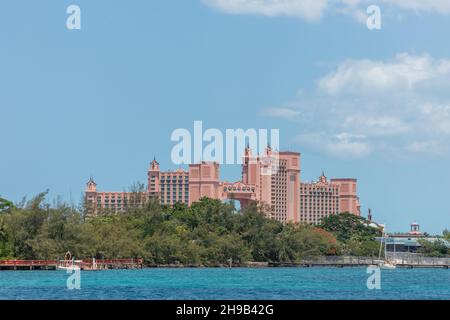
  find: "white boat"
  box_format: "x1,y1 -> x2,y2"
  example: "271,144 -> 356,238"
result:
378,261 -> 396,269
57,265 -> 80,271
57,258 -> 81,271
377,228 -> 397,269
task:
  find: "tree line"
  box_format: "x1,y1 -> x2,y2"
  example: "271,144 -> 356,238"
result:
0,193 -> 448,264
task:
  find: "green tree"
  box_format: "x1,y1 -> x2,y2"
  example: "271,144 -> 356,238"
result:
443,229 -> 450,241
276,224 -> 338,262
0,215 -> 12,258
0,192 -> 399,264
346,238 -> 380,256
3,192 -> 49,259
319,212 -> 381,244
202,233 -> 251,265
237,202 -> 283,262
418,239 -> 449,257
0,197 -> 13,213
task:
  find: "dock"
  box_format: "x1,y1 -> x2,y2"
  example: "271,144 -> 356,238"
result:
268,262 -> 449,268
0,260 -> 59,270
0,259 -> 144,271
268,255 -> 450,269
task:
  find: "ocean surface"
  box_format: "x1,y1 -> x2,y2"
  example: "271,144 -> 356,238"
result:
0,267 -> 449,300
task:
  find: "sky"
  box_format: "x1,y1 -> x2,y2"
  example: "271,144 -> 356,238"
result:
1,0 -> 450,234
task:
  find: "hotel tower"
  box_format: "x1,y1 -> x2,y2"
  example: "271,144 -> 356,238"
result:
85,147 -> 359,224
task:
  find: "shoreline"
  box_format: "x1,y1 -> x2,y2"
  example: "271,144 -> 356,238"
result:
1,261 -> 449,270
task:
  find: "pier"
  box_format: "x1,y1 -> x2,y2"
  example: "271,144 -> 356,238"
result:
0,260 -> 59,270
0,259 -> 144,271
268,262 -> 449,268
268,255 -> 450,269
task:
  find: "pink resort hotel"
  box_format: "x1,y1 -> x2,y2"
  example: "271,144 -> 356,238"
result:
85,146 -> 360,225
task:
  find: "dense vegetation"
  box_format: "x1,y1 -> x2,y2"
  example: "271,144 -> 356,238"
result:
318,212 -> 382,257
444,229 -> 450,241
417,239 -> 450,257
0,197 -> 13,212
0,192 -> 446,264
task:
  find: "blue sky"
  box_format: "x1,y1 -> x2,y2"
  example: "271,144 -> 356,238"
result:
1,1 -> 450,234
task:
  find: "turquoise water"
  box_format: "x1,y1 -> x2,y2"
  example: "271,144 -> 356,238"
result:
0,268 -> 449,300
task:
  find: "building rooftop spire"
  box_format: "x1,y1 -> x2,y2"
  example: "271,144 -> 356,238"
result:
318,171 -> 327,183
86,177 -> 97,192
150,157 -> 160,171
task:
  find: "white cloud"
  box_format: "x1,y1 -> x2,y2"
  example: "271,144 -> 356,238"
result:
295,132 -> 371,158
382,0 -> 450,15
318,54 -> 450,96
260,107 -> 301,119
405,140 -> 441,154
343,115 -> 411,136
420,104 -> 450,135
203,0 -> 450,22
202,0 -> 328,21
263,53 -> 450,158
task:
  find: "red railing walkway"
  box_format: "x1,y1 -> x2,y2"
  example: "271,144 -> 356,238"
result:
0,259 -> 143,270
